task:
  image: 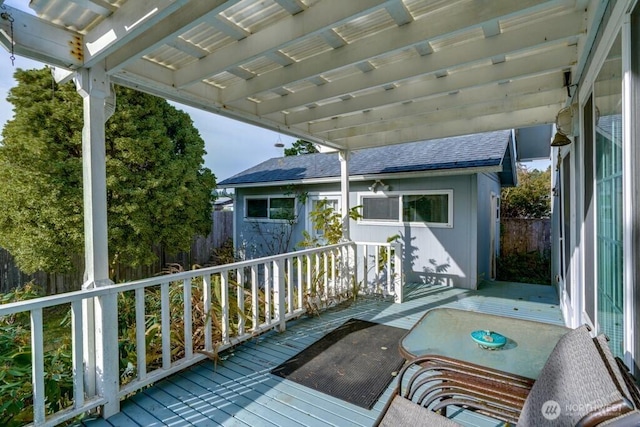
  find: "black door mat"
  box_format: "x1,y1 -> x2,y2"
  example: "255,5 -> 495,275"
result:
271,318 -> 406,409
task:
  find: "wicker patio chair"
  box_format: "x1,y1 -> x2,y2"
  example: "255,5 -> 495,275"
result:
375,325 -> 638,427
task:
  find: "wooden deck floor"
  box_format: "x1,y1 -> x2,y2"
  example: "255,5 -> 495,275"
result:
83,281 -> 564,427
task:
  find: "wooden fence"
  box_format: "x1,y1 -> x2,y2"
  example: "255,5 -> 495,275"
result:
0,210 -> 233,294
500,218 -> 551,255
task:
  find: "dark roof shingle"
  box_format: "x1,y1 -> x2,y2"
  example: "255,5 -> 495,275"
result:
219,130 -> 512,186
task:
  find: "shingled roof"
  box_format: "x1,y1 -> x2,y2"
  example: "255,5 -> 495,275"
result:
219,130 -> 515,188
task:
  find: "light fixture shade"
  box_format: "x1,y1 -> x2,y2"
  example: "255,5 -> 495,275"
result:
555,105 -> 575,136
550,132 -> 572,147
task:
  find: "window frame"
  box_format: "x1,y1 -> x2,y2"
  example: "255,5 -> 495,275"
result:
358,190 -> 453,228
244,195 -> 298,223
306,192 -> 342,238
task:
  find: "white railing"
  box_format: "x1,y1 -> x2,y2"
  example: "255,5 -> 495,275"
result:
354,241 -> 403,303
0,241 -> 402,426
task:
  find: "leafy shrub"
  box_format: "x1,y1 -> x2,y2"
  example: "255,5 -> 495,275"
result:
496,250 -> 551,285
0,283 -> 73,426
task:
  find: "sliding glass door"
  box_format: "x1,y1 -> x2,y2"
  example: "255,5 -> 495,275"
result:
595,32 -> 624,357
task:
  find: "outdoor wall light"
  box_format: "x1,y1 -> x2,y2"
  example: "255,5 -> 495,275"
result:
369,180 -> 389,193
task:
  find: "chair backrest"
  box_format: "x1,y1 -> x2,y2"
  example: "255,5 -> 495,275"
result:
518,325 -> 632,426
593,334 -> 634,404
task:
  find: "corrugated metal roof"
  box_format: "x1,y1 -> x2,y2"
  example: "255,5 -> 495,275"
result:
219,130 -> 512,187
8,0 -> 596,152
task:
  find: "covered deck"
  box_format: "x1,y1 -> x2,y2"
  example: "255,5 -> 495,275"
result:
1,1 -> 636,425
86,281 -> 563,427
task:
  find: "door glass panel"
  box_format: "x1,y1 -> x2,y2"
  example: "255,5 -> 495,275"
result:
595,32 -> 623,357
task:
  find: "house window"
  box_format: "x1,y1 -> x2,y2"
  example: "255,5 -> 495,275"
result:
360,190 -> 453,227
246,197 -> 295,221
403,194 -> 449,224
362,196 -> 399,221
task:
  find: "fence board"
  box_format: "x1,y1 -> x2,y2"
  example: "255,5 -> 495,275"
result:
0,210 -> 233,294
500,218 -> 551,255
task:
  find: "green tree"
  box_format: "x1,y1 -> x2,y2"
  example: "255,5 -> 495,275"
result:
284,139 -> 318,156
0,68 -> 216,274
500,165 -> 551,218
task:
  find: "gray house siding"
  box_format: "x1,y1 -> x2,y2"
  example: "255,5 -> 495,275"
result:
349,175 -> 480,289
475,173 -> 502,283
234,174 -> 496,290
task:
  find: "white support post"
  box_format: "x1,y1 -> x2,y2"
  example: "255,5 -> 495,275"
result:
75,65 -> 112,289
339,150 -> 350,240
273,259 -> 286,332
75,65 -> 118,418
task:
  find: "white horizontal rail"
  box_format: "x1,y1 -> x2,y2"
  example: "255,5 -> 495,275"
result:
2,242 -> 373,426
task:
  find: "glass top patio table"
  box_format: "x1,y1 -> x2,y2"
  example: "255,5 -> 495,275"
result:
400,308 -> 570,379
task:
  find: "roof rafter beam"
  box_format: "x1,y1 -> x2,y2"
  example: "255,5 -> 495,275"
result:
203,15 -> 250,41
386,0 -> 414,26
222,0 -> 570,103
274,0 -> 307,15
87,0 -> 237,71
0,5 -> 83,68
308,73 -> 564,134
283,44 -> 576,125
321,29 -> 347,48
167,38 -> 208,59
68,0 -> 116,16
324,88 -> 565,140
255,12 -> 582,115
337,105 -> 558,150
175,0 -> 394,88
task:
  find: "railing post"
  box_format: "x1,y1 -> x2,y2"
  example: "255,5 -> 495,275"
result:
362,245 -> 368,293
250,266 -> 259,330
393,242 -> 403,303
273,259 -> 286,332
237,268 -> 245,335
31,308 -> 45,424
350,243 -> 358,297
203,275 -> 213,351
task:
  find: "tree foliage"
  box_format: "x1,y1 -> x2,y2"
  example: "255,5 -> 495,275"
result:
0,68 -> 216,274
284,139 -> 318,156
500,165 -> 551,218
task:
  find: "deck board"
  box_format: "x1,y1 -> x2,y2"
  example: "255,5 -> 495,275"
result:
94,281 -> 563,427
